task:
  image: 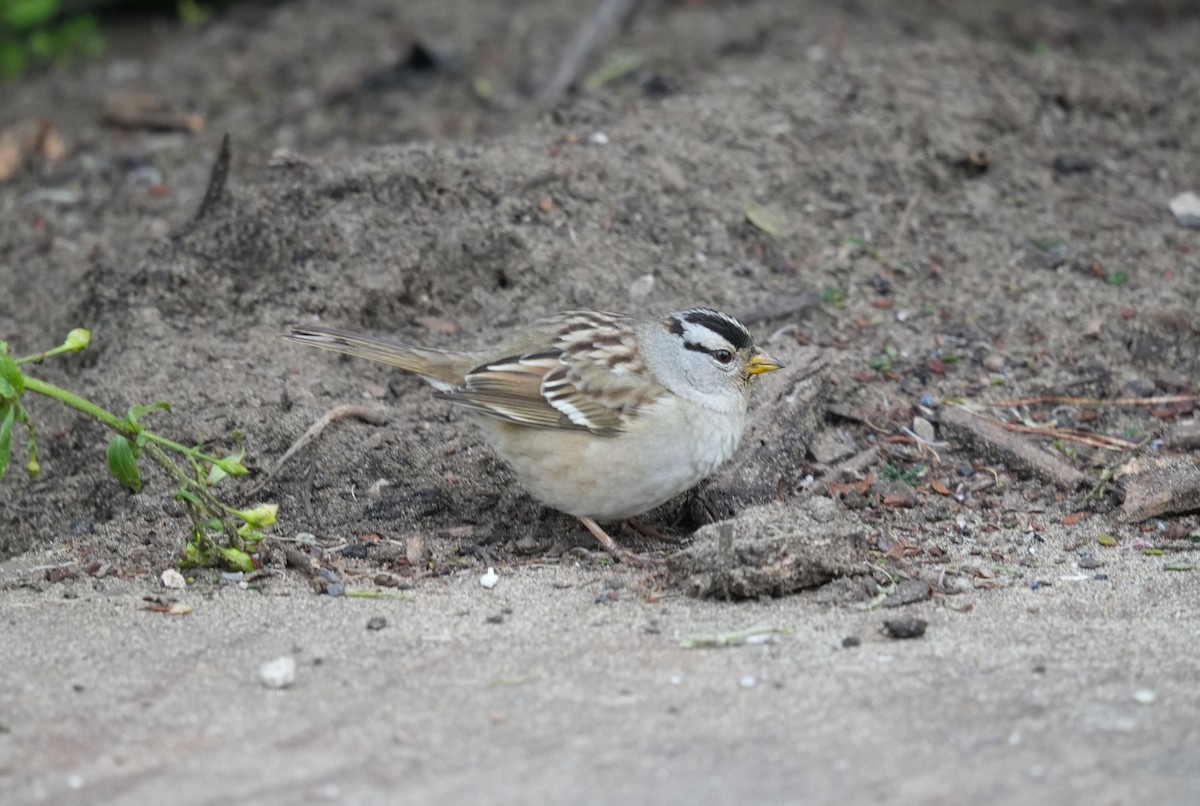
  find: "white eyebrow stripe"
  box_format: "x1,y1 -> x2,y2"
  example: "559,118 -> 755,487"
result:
680,320 -> 734,352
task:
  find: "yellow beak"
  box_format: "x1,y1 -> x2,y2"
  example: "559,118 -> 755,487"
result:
747,352 -> 785,375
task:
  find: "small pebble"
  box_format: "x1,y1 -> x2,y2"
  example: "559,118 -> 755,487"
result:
841,636 -> 861,649
1052,154 -> 1092,175
1133,689 -> 1157,705
1169,191 -> 1200,228
739,675 -> 757,689
883,618 -> 928,639
589,131 -> 609,145
628,273 -> 655,299
161,569 -> 186,589
258,656 -> 297,689
366,616 -> 387,631
480,567 -> 499,589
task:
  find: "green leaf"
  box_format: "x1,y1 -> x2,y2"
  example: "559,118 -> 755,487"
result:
177,0 -> 211,26
125,400 -> 171,425
0,404 -> 14,481
1106,271 -> 1128,286
219,547 -> 254,573
0,354 -> 24,399
0,39 -> 28,78
2,0 -> 60,29
206,462 -> 228,486
105,435 -> 142,491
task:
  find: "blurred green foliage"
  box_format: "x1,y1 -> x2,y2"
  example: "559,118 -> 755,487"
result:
0,0 -> 105,78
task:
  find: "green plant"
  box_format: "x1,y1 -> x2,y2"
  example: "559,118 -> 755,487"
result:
0,0 -> 104,78
0,328 -> 274,570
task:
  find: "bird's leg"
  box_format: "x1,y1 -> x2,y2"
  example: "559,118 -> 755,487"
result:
623,518 -> 678,543
578,516 -> 661,568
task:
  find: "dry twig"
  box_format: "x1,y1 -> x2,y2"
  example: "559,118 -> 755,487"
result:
248,404 -> 389,495
536,0 -> 646,104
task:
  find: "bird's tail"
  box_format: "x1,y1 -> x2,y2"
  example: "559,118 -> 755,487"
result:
285,325 -> 468,388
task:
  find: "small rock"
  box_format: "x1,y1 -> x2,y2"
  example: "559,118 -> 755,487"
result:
802,495 -> 839,524
161,569 -> 186,589
738,675 -> 757,689
514,535 -> 544,555
841,636 -> 861,649
1133,688 -> 1157,705
883,578 -> 931,607
406,533 -> 431,568
480,567 -> 499,589
373,572 -> 412,589
628,273 -> 655,299
1052,154 -> 1092,175
366,616 -> 387,631
883,617 -> 927,639
1077,555 -> 1102,570
1169,191 -> 1200,228
258,656 -> 297,689
809,432 -> 855,464
653,157 -> 686,191
414,315 -> 458,336
912,416 -> 936,444
589,131 -> 609,146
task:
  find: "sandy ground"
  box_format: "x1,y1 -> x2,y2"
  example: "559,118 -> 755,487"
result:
2,0 -> 1200,803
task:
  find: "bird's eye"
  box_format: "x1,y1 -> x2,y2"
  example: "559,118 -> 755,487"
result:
713,349 -> 734,365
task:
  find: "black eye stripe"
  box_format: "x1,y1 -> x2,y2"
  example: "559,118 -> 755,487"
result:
684,342 -> 734,364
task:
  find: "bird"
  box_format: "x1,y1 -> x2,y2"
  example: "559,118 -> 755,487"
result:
286,307 -> 783,566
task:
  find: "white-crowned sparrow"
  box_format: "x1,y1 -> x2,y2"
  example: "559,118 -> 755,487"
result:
286,308 -> 783,566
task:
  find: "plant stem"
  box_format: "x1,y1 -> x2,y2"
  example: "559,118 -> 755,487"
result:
23,375 -> 230,465
22,376 -> 130,433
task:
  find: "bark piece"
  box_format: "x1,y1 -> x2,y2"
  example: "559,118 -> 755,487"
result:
939,405 -> 1088,488
1114,455 -> 1200,523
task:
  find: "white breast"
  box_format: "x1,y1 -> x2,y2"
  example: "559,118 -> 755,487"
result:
474,395 -> 745,522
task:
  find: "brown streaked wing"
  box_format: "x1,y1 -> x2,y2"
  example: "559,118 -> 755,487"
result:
437,325 -> 666,435
437,352 -> 588,432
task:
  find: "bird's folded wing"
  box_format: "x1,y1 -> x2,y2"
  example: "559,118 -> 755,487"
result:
439,350 -> 664,436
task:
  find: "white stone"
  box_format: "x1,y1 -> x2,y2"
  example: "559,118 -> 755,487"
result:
1169,191 -> 1200,228
258,656 -> 297,689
